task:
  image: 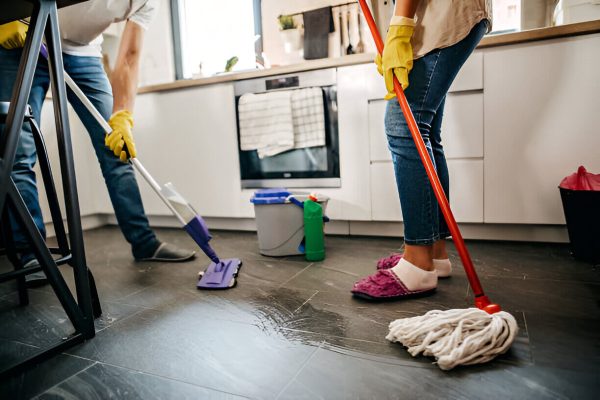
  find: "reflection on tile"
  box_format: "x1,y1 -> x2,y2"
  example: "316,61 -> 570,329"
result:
67,306 -> 320,399
38,362 -> 248,400
0,340 -> 93,400
278,345 -> 590,400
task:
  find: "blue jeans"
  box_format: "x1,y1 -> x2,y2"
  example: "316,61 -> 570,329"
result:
385,21 -> 487,245
0,48 -> 159,259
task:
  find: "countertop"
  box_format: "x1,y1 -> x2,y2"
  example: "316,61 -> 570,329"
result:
138,19 -> 600,95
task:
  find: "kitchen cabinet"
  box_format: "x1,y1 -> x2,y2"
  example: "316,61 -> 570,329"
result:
368,48 -> 485,225
133,83 -> 247,218
370,160 -> 483,223
483,34 -> 600,224
368,92 -> 484,162
37,102 -> 106,220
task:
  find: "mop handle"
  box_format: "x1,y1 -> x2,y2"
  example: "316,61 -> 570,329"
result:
60,70 -> 187,226
357,0 -> 493,309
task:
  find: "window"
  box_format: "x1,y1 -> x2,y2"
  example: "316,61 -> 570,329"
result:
171,0 -> 262,79
490,0 -> 522,34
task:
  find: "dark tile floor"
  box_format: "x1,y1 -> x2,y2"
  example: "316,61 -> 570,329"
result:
1,226 -> 599,399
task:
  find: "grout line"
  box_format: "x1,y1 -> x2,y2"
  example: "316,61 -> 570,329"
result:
277,263 -> 314,288
275,341 -> 324,400
292,290 -> 319,314
36,361 -> 99,397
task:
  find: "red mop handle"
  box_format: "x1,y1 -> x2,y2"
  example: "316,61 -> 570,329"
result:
357,0 -> 499,313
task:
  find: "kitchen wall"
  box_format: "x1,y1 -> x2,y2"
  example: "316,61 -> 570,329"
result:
139,0 -> 176,86
262,0 -> 381,66
100,0 -> 175,87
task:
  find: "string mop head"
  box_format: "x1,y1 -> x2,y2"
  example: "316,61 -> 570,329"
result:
386,308 -> 518,370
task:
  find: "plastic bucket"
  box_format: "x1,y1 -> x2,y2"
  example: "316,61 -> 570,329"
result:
251,189 -> 329,257
559,188 -> 600,263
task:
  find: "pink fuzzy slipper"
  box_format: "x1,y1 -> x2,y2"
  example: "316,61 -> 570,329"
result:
376,253 -> 452,278
351,268 -> 436,301
376,253 -> 403,270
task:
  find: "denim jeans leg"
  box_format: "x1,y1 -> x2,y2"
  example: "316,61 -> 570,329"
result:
0,48 -> 50,251
384,21 -> 487,245
63,54 -> 159,258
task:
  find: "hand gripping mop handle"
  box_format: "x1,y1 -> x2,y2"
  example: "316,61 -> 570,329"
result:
357,0 -> 500,314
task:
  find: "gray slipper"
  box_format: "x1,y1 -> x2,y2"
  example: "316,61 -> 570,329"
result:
137,242 -> 196,262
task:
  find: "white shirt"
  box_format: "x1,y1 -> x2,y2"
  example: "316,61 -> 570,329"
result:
58,0 -> 158,57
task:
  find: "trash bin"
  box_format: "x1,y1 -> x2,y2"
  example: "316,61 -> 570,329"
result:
250,189 -> 329,257
559,166 -> 600,263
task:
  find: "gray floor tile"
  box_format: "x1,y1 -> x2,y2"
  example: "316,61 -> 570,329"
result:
37,362 -> 248,400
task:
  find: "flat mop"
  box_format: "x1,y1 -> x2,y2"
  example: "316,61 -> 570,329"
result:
357,0 -> 518,370
53,54 -> 241,289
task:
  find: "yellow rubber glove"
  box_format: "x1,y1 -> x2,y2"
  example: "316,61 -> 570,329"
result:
106,110 -> 136,163
0,21 -> 28,49
374,16 -> 415,100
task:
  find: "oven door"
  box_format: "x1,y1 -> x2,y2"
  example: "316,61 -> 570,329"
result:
236,85 -> 340,189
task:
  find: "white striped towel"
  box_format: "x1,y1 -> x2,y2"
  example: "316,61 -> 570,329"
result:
291,87 -> 326,149
238,91 -> 295,159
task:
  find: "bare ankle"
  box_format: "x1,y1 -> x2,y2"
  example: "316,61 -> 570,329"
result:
403,245 -> 434,271
432,240 -> 448,260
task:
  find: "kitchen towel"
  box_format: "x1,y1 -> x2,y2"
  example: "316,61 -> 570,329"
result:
291,87 -> 326,149
303,7 -> 334,60
238,91 -> 295,159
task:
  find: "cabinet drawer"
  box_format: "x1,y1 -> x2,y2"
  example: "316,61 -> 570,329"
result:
371,162 -> 403,221
368,99 -> 391,161
369,92 -> 483,161
449,51 -> 483,92
370,160 -> 483,223
442,92 -> 483,159
365,51 -> 482,101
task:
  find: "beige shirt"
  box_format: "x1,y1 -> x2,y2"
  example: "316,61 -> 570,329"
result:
412,0 -> 492,59
58,0 -> 158,57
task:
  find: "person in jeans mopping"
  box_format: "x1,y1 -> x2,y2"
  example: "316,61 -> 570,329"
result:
352,0 -> 491,300
0,0 -> 195,287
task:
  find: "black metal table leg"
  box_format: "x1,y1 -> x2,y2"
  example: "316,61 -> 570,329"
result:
0,0 -> 101,379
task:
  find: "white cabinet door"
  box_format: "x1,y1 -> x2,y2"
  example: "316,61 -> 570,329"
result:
365,51 -> 483,100
370,162 -> 402,221
370,159 -> 483,223
483,35 -> 600,224
369,88 -> 483,163
37,102 -> 102,220
368,99 -> 390,162
449,51 -> 483,93
442,92 -> 484,159
447,159 -> 484,223
134,83 -> 246,218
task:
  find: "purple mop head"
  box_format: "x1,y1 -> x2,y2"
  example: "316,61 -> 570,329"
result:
197,258 -> 242,290
184,215 -> 242,289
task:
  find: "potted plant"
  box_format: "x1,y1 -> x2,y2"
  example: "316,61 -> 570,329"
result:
278,14 -> 301,53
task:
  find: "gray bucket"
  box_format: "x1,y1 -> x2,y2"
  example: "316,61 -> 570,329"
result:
251,190 -> 328,257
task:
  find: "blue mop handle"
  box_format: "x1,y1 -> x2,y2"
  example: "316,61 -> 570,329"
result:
184,216 -> 220,264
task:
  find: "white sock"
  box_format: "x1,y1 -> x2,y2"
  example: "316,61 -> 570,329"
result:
391,258 -> 438,291
433,258 -> 452,278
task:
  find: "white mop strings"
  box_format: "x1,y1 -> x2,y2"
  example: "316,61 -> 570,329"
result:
386,308 -> 518,370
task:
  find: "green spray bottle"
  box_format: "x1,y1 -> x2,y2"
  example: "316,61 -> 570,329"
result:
304,199 -> 325,261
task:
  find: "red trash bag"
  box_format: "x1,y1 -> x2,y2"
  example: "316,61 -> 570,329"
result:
559,166 -> 600,263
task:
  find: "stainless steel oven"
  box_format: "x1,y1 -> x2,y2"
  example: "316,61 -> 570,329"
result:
234,69 -> 340,189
